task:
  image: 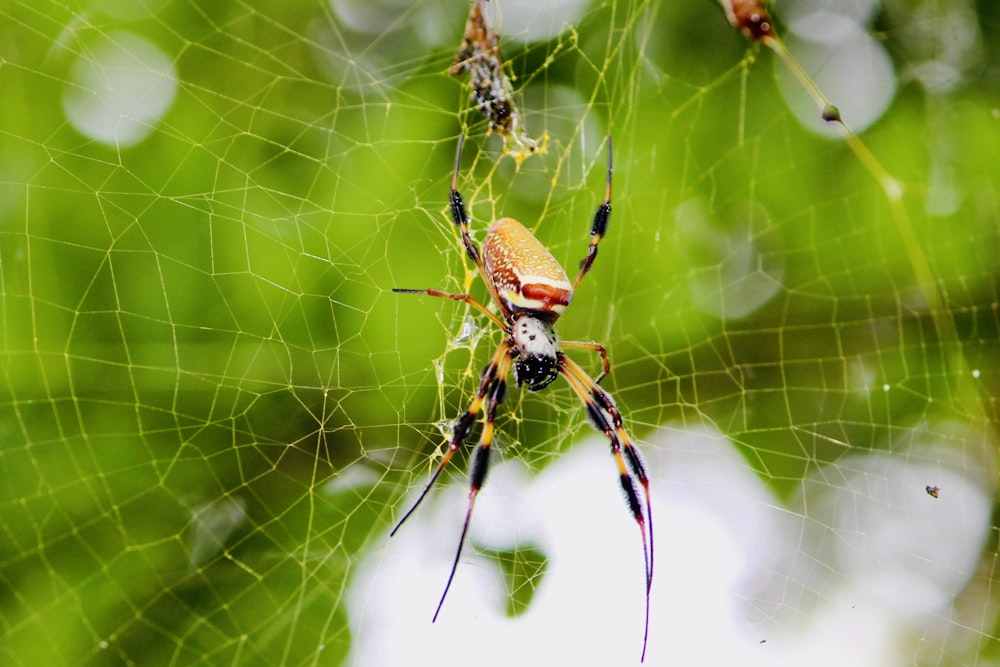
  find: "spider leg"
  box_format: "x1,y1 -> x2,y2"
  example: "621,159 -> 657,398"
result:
559,340 -> 610,384
448,135 -> 509,318
392,288 -> 507,330
559,353 -> 652,662
572,134 -> 613,291
390,339 -> 512,538
433,350 -> 512,621
563,355 -> 653,587
449,134 -> 482,267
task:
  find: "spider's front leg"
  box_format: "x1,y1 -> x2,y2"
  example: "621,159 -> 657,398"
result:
390,340 -> 511,537
432,350 -> 512,621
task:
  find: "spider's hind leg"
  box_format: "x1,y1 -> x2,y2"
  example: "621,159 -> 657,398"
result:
445,135 -> 508,318
573,135 -> 613,291
449,135 -> 484,269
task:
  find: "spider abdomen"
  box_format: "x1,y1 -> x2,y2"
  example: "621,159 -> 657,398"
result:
483,217 -> 573,318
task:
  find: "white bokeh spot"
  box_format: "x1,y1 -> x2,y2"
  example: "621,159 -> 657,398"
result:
675,198 -> 784,321
774,6 -> 896,136
347,421 -> 994,666
62,31 -> 177,147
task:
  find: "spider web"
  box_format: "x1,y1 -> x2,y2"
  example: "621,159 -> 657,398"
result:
1,0 -> 999,665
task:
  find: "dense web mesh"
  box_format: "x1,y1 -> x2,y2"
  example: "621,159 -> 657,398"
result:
1,0 -> 999,665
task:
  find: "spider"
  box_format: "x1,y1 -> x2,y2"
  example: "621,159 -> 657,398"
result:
391,135 -> 653,661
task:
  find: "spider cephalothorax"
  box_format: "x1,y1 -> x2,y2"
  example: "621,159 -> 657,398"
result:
391,135 -> 653,661
511,313 -> 560,390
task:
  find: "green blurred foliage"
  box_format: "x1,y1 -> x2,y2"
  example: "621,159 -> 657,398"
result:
0,0 -> 998,664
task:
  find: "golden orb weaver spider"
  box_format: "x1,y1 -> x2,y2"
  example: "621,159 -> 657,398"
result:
392,135 -> 653,661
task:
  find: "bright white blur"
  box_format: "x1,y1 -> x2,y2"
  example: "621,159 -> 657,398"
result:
346,421 -> 992,666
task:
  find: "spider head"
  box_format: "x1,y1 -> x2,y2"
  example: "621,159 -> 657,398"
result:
511,314 -> 560,391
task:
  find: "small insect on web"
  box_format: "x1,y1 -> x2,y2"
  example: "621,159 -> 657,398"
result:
451,0 -> 547,164
391,135 -> 654,661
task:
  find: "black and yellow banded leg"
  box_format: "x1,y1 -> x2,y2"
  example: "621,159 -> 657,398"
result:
573,135 -> 613,291
391,340 -> 512,537
558,353 -> 651,662
433,351 -> 512,622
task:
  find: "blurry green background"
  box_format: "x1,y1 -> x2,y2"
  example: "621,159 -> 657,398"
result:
1,0 -> 999,664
